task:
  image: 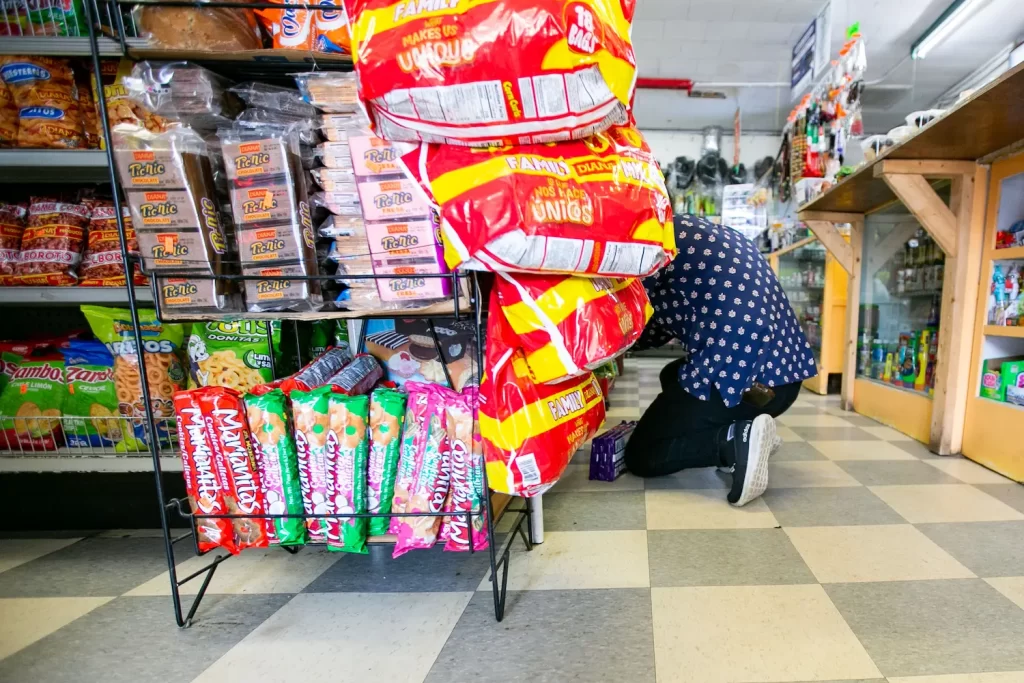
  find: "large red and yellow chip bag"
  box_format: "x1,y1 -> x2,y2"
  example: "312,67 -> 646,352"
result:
403,125 -> 675,277
344,0 -> 637,145
480,296 -> 605,497
493,272 -> 652,384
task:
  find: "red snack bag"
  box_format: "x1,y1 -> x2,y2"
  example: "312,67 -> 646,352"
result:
78,203 -> 147,287
441,386 -> 488,552
493,272 -> 651,384
278,346 -> 354,395
479,301 -> 605,497
14,197 -> 89,286
199,386 -> 271,551
324,353 -> 383,396
403,126 -> 675,277
344,0 -> 637,145
0,202 -> 27,283
256,0 -> 315,49
173,390 -> 238,554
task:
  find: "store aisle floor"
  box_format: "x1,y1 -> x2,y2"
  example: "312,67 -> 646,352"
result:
2,358 -> 1024,682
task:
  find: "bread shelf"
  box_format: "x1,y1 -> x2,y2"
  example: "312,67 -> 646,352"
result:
0,287 -> 152,306
799,61 -> 1024,216
983,325 -> 1024,338
0,150 -> 112,183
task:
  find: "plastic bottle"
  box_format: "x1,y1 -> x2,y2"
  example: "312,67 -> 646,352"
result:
914,330 -> 929,392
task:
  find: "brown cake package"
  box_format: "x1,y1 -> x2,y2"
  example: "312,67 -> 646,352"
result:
220,125 -> 321,312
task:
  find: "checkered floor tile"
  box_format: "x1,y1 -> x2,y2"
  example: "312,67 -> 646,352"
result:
2,357 -> 1023,682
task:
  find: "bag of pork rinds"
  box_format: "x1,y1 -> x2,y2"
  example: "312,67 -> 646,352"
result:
493,272 -> 652,384
480,308 -> 605,497
344,0 -> 637,145
401,126 -> 675,277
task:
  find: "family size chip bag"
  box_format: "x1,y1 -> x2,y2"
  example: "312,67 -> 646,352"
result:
188,321 -> 280,395
344,0 -> 637,145
404,126 -> 675,277
63,339 -> 120,448
292,385 -> 332,543
325,392 -> 369,554
440,386 -> 488,552
493,272 -> 652,384
480,311 -> 604,496
367,387 -> 405,537
245,389 -> 306,546
0,352 -> 65,451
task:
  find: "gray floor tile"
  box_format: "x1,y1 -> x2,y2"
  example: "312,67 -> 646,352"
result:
425,589 -> 656,683
763,487 -> 905,527
975,483 -> 1024,513
300,544 -> 492,593
648,529 -> 816,587
790,426 -> 880,441
825,579 -> 1024,677
643,467 -> 731,490
892,439 -> 944,459
0,594 -> 289,683
836,460 -> 963,486
542,491 -> 647,531
917,521 -> 1024,577
0,538 -> 189,598
770,441 -> 829,462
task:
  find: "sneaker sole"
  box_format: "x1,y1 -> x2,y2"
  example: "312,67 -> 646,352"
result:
733,414 -> 775,507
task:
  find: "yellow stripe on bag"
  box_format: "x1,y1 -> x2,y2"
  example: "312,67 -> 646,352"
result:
478,376 -> 603,452
502,277 -> 635,335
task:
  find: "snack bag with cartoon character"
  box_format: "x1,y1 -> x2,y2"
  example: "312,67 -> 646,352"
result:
325,392 -> 370,554
441,387 -> 488,552
245,389 -> 306,546
291,385 -> 333,543
367,387 -> 406,536
391,382 -> 453,558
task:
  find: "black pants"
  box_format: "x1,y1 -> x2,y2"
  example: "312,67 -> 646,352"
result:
625,359 -> 803,478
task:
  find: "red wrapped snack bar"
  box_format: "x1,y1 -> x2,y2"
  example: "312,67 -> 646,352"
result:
403,126 -> 675,277
199,386 -> 270,551
173,390 -> 238,554
344,0 -> 637,145
14,197 -> 89,285
493,272 -> 652,384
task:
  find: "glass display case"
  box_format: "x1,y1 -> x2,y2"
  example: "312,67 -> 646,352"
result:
856,211 -> 945,398
777,240 -> 826,364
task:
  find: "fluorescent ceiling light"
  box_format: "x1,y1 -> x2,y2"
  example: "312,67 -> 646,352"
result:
911,0 -> 987,59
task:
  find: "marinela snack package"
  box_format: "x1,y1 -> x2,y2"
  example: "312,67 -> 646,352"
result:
174,390 -> 237,554
63,339 -> 120,448
343,0 -> 637,145
480,307 -> 604,497
291,385 -> 333,543
440,386 -> 488,552
367,387 -> 406,537
493,272 -> 652,384
402,126 -> 675,276
325,392 -> 370,554
188,320 -> 280,394
0,352 -> 66,451
244,388 -> 306,546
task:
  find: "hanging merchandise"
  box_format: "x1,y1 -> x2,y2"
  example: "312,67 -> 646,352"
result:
343,0 -> 637,145
404,125 -> 675,276
492,273 -> 652,384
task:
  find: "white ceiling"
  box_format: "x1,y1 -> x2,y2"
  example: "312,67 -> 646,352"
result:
632,0 -> 1024,133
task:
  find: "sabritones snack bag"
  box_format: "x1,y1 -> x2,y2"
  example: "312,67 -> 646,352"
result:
480,307 -> 605,497
174,390 -> 237,554
493,273 -> 652,384
402,126 -> 675,276
325,392 -> 370,553
291,385 -> 333,543
344,0 -> 637,145
440,386 -> 488,552
245,389 -> 306,546
367,387 -> 406,537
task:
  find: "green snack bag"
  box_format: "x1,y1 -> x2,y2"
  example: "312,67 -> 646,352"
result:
291,386 -> 332,543
188,320 -> 281,393
0,353 -> 66,451
244,389 -> 306,546
326,392 -> 370,554
368,388 -> 407,537
63,339 -> 120,448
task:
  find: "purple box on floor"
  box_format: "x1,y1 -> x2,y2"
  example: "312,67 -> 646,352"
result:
589,421 -> 637,481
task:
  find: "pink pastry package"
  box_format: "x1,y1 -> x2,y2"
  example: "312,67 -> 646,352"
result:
389,382 -> 454,558
441,387 -> 489,553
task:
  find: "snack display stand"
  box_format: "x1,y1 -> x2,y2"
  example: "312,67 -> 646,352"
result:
796,61 -> 1024,457
769,236 -> 848,395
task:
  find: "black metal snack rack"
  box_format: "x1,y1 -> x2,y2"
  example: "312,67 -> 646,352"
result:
1,0 -> 535,626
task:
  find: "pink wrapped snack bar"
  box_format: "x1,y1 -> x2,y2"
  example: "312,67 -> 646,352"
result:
357,178 -> 430,221
390,382 -> 454,558
364,218 -> 440,255
348,135 -> 403,176
441,387 -> 488,552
